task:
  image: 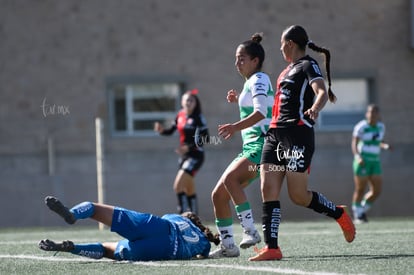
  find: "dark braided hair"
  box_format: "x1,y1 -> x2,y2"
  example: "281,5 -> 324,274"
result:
181,212 -> 220,246
283,25 -> 337,103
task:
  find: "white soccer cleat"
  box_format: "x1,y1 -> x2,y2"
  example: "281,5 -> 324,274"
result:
240,229 -> 261,249
209,244 -> 240,258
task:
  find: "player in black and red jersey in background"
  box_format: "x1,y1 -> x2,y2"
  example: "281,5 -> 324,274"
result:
155,89 -> 209,215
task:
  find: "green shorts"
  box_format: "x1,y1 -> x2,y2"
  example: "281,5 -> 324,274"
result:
353,158 -> 382,177
229,139 -> 264,184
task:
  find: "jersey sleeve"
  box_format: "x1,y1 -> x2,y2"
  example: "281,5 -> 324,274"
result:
160,116 -> 178,135
250,73 -> 270,117
302,59 -> 324,84
250,73 -> 270,98
352,120 -> 365,138
378,122 -> 385,141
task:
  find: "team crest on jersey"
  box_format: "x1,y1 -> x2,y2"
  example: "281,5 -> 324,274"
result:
288,67 -> 298,76
178,116 -> 186,125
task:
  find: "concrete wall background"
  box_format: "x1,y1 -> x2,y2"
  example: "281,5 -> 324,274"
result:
1,0 -> 413,228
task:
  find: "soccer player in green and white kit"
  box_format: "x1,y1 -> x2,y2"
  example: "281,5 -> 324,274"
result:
210,33 -> 274,258
352,104 -> 391,223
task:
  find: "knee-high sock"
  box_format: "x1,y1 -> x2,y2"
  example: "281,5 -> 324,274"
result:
187,194 -> 198,214
307,191 -> 342,219
70,202 -> 95,220
352,202 -> 364,219
262,201 -> 281,249
177,192 -> 189,214
361,199 -> 373,213
71,243 -> 105,259
236,201 -> 255,232
216,217 -> 235,248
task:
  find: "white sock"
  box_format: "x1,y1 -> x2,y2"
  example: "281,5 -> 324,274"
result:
217,225 -> 235,248
361,200 -> 372,213
237,209 -> 255,232
352,204 -> 364,219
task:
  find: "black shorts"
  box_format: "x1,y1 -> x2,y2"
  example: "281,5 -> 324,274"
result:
179,151 -> 204,176
260,126 -> 315,173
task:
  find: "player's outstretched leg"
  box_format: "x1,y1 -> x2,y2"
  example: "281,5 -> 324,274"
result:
39,239 -> 106,259
45,196 -> 76,224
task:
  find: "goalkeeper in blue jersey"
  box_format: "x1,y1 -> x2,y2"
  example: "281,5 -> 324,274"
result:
39,196 -> 220,261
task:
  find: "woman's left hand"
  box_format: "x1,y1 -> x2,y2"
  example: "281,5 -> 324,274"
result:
175,145 -> 189,155
304,108 -> 319,120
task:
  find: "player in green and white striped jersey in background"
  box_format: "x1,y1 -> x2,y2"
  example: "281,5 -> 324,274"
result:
352,104 -> 392,223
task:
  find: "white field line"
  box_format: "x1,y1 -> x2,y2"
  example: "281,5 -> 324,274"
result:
1,228 -> 412,245
0,254 -> 366,275
0,238 -> 119,245
277,228 -> 414,236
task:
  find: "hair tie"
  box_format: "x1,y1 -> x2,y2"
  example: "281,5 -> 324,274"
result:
190,89 -> 199,95
307,40 -> 313,46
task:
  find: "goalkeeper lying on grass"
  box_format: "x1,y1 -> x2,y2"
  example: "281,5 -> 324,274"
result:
39,196 -> 220,261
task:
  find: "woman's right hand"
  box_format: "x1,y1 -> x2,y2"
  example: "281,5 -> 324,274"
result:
154,122 -> 163,133
356,155 -> 364,166
218,123 -> 237,140
227,89 -> 238,103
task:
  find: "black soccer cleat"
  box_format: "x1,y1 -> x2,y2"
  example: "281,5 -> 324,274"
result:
45,196 -> 76,224
39,239 -> 74,252
354,212 -> 369,224
359,213 -> 368,222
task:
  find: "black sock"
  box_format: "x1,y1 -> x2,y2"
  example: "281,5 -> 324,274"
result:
307,191 -> 342,219
177,192 -> 189,214
262,201 -> 281,249
187,194 -> 198,215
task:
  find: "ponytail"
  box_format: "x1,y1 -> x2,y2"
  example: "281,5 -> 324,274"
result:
307,41 -> 337,103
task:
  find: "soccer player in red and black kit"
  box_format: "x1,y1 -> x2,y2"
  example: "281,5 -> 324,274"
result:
155,90 -> 209,215
249,25 -> 356,261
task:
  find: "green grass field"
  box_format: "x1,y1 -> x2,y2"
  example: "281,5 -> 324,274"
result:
1,218 -> 413,275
